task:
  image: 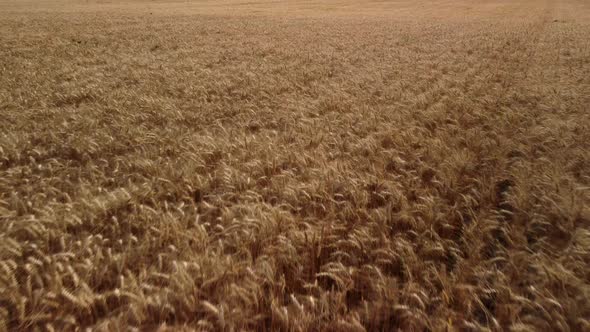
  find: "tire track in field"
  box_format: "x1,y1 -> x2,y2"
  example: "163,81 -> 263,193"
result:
468,0 -> 590,328
393,0 -> 558,273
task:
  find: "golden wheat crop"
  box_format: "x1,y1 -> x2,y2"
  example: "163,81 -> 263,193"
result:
1,0 -> 589,330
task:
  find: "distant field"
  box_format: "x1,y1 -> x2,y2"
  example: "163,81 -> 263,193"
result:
1,0 -> 589,330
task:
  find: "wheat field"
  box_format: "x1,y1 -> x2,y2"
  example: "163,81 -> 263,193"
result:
1,0 -> 590,330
